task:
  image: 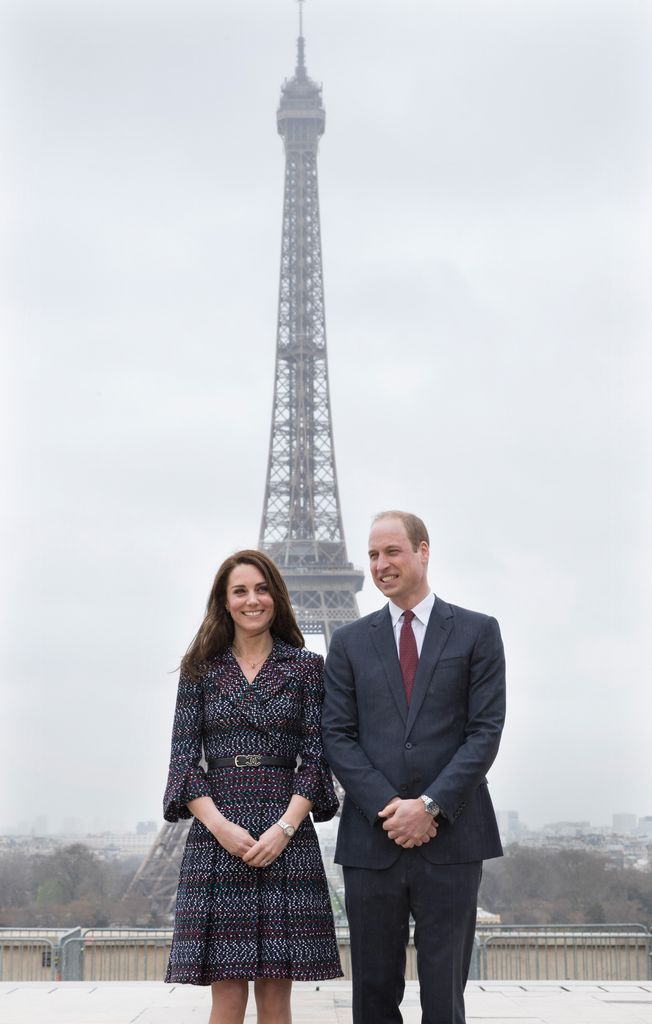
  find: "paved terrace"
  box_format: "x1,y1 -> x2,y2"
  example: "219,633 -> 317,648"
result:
1,981 -> 652,1024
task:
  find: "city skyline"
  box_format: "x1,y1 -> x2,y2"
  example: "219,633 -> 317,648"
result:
5,802 -> 650,843
4,804 -> 652,840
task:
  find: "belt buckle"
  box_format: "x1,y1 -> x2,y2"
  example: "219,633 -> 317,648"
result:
234,754 -> 262,767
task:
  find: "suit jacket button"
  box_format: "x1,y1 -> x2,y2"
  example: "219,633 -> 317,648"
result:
400,784 -> 408,792
405,742 -> 412,749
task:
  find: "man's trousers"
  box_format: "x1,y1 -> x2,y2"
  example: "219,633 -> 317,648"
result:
343,854 -> 482,1024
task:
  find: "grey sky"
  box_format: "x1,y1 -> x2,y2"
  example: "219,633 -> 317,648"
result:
1,0 -> 650,834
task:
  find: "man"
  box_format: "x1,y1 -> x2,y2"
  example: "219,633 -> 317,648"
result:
322,511 -> 506,1024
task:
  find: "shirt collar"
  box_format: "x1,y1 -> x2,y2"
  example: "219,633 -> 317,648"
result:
388,591 -> 435,628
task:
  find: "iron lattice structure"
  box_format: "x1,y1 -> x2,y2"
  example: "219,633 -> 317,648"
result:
259,31 -> 363,644
122,26 -> 356,924
122,819 -> 192,923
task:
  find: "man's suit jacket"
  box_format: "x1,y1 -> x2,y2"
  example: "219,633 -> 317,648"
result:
322,597 -> 506,868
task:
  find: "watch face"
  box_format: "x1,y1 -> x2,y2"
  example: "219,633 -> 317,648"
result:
284,824 -> 295,837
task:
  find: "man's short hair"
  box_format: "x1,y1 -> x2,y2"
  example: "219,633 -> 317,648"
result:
372,510 -> 429,551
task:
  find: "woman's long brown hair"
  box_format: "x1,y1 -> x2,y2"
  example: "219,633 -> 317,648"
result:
181,549 -> 304,678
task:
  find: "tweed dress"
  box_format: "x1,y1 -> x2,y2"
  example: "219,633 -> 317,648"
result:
163,639 -> 343,984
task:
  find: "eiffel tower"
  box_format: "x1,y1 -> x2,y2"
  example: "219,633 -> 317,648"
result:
123,7 -> 359,924
258,6 -> 363,640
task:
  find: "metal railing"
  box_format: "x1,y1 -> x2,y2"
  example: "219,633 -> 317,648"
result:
0,923 -> 650,982
474,924 -> 651,981
0,927 -> 80,981
60,929 -> 173,981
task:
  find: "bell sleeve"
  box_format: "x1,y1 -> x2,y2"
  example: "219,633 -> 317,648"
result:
163,669 -> 212,822
293,653 -> 340,822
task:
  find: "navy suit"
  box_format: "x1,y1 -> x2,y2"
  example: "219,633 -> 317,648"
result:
322,597 -> 506,1024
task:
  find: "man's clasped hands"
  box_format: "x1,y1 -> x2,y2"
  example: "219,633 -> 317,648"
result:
378,797 -> 438,849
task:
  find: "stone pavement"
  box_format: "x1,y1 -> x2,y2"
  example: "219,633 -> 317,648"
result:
1,980 -> 652,1024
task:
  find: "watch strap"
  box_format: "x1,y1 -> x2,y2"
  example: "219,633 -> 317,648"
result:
419,795 -> 440,818
276,819 -> 296,837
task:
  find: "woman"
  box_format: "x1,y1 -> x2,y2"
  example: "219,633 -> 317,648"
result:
163,549 -> 342,1024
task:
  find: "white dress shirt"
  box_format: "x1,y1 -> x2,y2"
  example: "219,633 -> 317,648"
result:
388,592 -> 435,657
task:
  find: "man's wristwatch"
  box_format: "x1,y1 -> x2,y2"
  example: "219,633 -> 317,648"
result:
419,795 -> 441,818
276,819 -> 296,838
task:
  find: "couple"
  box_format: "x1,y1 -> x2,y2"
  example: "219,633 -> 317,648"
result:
163,510 -> 506,1024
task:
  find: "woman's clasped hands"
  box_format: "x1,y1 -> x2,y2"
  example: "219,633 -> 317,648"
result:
213,817 -> 289,869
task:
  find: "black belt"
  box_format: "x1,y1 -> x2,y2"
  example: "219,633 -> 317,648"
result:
207,755 -> 297,769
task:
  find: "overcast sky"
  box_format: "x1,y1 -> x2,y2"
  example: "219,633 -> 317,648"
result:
1,0 -> 650,835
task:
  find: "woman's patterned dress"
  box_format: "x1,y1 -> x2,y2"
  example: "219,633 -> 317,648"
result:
163,639 -> 343,984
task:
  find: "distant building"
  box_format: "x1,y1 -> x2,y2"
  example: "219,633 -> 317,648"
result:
496,810 -> 522,842
612,812 -> 637,833
543,820 -> 591,836
477,906 -> 501,924
0,834 -> 60,855
84,832 -> 155,859
638,816 -> 652,836
0,830 -> 154,860
136,821 -> 158,835
62,817 -> 83,835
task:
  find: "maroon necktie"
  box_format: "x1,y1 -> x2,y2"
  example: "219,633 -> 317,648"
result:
399,610 -> 418,704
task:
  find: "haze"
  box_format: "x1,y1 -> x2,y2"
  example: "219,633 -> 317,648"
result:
1,0 -> 650,835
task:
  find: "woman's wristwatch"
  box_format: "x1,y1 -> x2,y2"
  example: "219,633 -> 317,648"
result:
276,819 -> 296,838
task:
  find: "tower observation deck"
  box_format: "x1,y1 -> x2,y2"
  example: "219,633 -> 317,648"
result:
259,19 -> 363,644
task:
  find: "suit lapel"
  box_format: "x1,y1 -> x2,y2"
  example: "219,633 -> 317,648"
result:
405,597 -> 454,737
370,606 -> 408,725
